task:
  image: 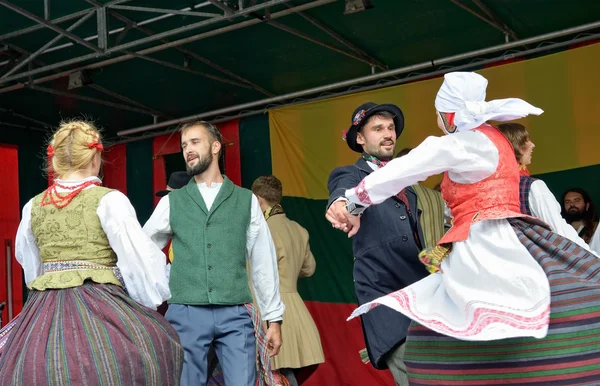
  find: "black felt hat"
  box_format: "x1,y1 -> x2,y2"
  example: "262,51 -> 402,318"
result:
343,102 -> 404,153
155,171 -> 191,197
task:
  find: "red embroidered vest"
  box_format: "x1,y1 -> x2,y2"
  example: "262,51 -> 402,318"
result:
438,124 -> 526,244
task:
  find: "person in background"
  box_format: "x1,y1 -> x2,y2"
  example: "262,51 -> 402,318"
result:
497,123 -> 594,253
562,188 -> 598,244
0,119 -> 183,385
252,175 -> 325,386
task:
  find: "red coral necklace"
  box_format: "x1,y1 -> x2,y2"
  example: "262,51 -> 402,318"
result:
41,180 -> 100,208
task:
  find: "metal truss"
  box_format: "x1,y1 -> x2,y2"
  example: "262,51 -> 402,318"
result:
448,0 -> 518,42
0,0 -> 333,87
83,0 -> 275,96
0,0 -> 337,116
0,0 -> 335,120
0,107 -> 53,132
114,21 -> 600,138
0,39 -> 168,118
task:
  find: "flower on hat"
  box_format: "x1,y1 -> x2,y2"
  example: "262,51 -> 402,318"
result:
342,130 -> 348,141
353,110 -> 366,126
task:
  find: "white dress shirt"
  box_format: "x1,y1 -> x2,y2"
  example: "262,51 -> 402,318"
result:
143,181 -> 285,322
16,177 -> 171,310
588,224 -> 600,256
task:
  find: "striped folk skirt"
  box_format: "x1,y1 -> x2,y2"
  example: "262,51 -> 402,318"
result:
0,282 -> 184,385
405,219 -> 600,385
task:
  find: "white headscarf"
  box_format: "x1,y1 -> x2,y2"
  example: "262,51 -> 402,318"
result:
434,72 -> 544,132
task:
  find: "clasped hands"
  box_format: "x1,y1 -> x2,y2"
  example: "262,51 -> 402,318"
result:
325,200 -> 361,237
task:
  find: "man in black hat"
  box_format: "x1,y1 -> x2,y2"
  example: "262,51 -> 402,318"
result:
325,102 -> 428,385
156,171 -> 191,198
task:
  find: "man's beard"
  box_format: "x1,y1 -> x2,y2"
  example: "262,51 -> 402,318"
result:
186,152 -> 212,176
365,143 -> 394,161
565,208 -> 585,223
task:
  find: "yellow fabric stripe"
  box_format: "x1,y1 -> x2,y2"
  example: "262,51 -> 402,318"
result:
269,43 -> 600,199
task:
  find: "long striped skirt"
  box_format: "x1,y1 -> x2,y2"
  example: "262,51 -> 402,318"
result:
405,219 -> 600,385
0,282 -> 184,385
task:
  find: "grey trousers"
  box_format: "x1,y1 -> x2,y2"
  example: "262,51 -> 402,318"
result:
384,342 -> 409,386
166,304 -> 256,386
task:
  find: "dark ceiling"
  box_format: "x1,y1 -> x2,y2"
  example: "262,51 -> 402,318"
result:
0,0 -> 599,141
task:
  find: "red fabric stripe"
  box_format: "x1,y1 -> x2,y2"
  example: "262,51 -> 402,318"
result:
102,143 -> 127,194
568,39 -> 600,50
483,57 -> 524,69
219,119 -> 242,187
0,144 -> 23,322
302,301 -> 394,386
552,311 -> 600,323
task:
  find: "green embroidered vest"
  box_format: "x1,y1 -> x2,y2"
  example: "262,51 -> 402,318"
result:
29,187 -> 121,290
168,176 -> 252,305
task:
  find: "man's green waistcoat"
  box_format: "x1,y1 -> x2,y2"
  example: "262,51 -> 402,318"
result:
168,176 -> 252,305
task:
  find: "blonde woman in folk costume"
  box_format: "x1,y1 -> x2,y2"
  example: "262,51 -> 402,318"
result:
0,120 -> 183,385
340,72 -> 600,384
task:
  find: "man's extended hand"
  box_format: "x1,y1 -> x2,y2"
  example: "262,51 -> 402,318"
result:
325,201 -> 349,230
326,200 -> 361,237
265,322 -> 282,357
345,213 -> 361,237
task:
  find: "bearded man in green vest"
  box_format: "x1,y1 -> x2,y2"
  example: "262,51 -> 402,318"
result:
143,120 -> 285,386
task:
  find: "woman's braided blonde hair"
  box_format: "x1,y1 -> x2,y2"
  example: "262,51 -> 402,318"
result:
47,119 -> 103,177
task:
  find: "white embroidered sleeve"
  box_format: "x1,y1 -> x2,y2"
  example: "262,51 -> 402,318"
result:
142,195 -> 173,250
345,130 -> 499,206
15,199 -> 43,285
98,191 -> 171,309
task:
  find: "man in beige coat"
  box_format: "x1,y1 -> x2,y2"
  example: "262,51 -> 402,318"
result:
252,175 -> 325,386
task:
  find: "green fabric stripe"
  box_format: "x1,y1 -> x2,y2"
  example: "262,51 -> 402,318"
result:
407,335 -> 598,357
283,197 -> 356,304
407,328 -> 600,349
239,114 -> 272,189
126,138 -> 154,224
411,362 -> 600,381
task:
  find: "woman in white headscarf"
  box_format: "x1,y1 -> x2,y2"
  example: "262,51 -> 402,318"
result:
341,72 -> 600,385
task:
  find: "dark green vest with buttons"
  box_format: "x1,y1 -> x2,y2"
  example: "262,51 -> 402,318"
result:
168,176 -> 252,305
